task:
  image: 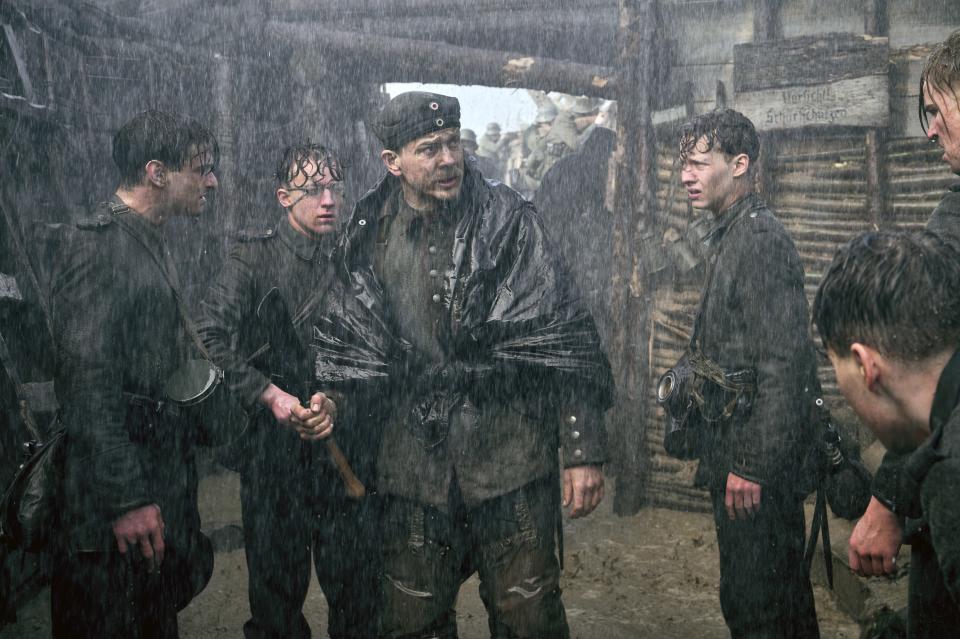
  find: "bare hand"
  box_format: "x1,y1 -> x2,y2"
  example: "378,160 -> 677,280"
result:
725,472 -> 762,520
290,391 -> 336,441
849,496 -> 902,577
113,504 -> 165,571
260,385 -> 336,440
563,465 -> 604,518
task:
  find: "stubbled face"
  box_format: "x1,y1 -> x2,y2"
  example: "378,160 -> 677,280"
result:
393,128 -> 464,209
277,158 -> 343,237
166,144 -> 218,217
827,348 -> 922,454
680,137 -> 741,216
923,80 -> 960,175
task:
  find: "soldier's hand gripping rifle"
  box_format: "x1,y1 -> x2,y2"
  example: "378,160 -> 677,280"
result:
254,288 -> 366,499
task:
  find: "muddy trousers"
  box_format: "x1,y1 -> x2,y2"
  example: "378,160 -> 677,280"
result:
240,461 -> 382,639
710,486 -> 820,639
51,550 -> 179,639
380,477 -> 569,639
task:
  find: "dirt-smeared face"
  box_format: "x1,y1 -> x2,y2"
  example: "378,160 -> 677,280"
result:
165,144 -> 218,217
923,80 -> 960,175
391,128 -> 464,210
680,136 -> 742,216
277,158 -> 343,238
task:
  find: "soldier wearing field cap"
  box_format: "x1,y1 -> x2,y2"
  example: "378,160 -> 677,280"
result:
343,91 -> 613,638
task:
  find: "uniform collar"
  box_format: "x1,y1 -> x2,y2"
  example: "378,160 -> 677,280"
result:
277,215 -> 334,262
931,349 -> 960,434
702,192 -> 764,248
106,194 -> 166,251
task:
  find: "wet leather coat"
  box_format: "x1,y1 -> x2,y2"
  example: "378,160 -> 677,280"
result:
893,350 -> 960,637
691,193 -> 818,489
49,199 -> 201,551
342,164 -> 613,509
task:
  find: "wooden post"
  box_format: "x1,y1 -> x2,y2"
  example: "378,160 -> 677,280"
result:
753,0 -> 783,199
611,0 -> 660,516
865,0 -> 888,228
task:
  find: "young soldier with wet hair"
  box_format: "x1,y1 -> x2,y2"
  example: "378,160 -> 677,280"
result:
677,108 -> 820,637
197,142 -> 380,639
49,110 -> 229,638
846,28 -> 960,587
813,230 -> 960,636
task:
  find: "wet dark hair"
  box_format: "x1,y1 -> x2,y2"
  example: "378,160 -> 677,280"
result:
919,30 -> 960,133
812,231 -> 960,360
678,108 -> 760,167
112,110 -> 219,188
274,141 -> 344,186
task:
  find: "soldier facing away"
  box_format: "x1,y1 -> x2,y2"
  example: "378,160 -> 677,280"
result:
676,108 -> 820,637
48,110 -> 233,638
814,231 -> 960,638
342,91 -> 613,638
196,142 -> 381,639
844,28 -> 960,589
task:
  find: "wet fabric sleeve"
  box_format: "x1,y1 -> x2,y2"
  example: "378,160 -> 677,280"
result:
926,188 -> 960,245
922,458 -> 960,607
728,230 -> 812,484
196,243 -> 272,409
872,449 -> 909,513
52,235 -> 153,520
484,207 -> 612,467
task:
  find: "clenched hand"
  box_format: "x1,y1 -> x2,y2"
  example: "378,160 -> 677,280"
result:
725,472 -> 762,520
260,384 -> 336,440
563,465 -> 604,518
848,496 -> 902,577
113,503 -> 165,572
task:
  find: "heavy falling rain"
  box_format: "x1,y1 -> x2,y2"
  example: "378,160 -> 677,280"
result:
0,1 -> 959,637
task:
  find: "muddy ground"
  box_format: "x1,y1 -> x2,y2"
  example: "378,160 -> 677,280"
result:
3,473 -> 861,638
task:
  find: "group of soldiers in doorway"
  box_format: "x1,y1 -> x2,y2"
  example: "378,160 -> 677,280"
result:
459,92 -> 615,199
31,25 -> 960,639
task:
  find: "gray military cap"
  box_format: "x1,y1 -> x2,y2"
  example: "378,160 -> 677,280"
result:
461,128 -> 478,143
372,91 -> 461,151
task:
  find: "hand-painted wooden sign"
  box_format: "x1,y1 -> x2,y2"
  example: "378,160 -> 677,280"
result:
733,33 -> 889,131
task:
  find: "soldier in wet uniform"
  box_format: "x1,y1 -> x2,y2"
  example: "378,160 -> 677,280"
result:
47,110 -> 229,638
677,108 -> 820,637
843,29 -> 960,589
813,230 -> 960,637
196,142 -> 380,639
342,91 -> 613,638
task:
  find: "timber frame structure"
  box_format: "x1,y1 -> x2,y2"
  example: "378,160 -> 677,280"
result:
1,0 -> 959,618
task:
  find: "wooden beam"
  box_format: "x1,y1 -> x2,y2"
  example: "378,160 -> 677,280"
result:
734,33 -> 888,93
611,0 -> 660,517
265,22 -> 618,99
865,0 -> 888,228
271,0 -> 615,20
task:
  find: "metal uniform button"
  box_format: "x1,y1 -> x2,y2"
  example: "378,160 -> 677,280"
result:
428,245 -> 437,255
429,269 -> 438,277
358,219 -> 367,226
432,294 -> 441,303
571,430 -> 580,440
573,449 -> 583,458
566,415 -> 577,424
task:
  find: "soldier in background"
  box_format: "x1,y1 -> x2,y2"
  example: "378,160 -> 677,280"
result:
462,128 -> 501,180
48,110 -> 229,638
